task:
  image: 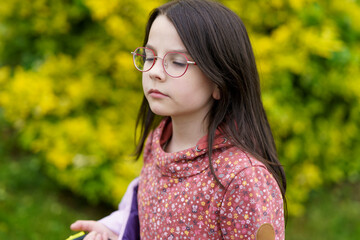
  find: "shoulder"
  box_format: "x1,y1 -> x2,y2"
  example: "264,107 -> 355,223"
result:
214,146 -> 283,209
219,165 -> 285,239
213,146 -> 267,187
217,152 -> 285,239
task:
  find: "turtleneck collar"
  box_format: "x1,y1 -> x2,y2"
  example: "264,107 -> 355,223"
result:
151,118 -> 232,178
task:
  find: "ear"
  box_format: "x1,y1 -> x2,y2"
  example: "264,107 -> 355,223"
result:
212,85 -> 221,100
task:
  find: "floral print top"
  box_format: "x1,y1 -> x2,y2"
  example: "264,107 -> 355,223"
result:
138,119 -> 285,239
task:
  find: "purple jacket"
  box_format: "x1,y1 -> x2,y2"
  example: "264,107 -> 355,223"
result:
99,178 -> 140,240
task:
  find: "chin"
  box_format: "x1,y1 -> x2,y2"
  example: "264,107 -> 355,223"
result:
149,106 -> 171,117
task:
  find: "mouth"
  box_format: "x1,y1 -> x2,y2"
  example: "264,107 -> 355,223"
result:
148,89 -> 169,98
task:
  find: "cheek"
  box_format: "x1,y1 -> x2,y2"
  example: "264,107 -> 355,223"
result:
142,74 -> 148,92
178,80 -> 214,104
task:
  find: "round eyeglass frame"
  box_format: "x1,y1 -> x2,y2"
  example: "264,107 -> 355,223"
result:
131,47 -> 196,78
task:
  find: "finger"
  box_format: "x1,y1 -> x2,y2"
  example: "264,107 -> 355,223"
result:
84,231 -> 96,240
70,220 -> 83,231
95,232 -> 102,240
103,232 -> 109,240
70,221 -> 81,231
71,220 -> 97,232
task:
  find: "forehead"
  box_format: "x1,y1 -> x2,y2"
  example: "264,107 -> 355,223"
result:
147,15 -> 187,53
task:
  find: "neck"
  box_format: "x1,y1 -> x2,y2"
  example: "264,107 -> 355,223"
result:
165,116 -> 208,153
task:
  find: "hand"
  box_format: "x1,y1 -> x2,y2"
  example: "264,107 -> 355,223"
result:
70,220 -> 118,240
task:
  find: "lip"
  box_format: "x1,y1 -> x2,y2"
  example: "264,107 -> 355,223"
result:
148,89 -> 169,98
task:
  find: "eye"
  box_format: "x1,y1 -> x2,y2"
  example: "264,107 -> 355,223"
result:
145,56 -> 155,62
144,49 -> 156,62
172,60 -> 187,67
167,53 -> 187,68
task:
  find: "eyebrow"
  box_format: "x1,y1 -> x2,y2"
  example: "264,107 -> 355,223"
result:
145,44 -> 189,54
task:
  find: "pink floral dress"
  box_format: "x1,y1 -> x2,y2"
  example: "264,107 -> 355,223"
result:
138,119 -> 285,239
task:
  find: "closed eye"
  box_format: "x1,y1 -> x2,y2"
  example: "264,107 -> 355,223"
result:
171,61 -> 187,67
145,57 -> 155,61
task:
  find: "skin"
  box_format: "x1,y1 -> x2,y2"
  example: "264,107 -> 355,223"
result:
69,14 -> 220,239
143,15 -> 220,152
70,220 -> 117,240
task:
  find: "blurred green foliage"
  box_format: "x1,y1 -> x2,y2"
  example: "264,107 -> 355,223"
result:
0,153 -> 113,239
0,0 -> 359,217
1,151 -> 357,239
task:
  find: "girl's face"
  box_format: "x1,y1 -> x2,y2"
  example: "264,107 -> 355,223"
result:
142,15 -> 219,122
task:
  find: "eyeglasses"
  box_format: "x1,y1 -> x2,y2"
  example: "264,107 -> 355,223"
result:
131,47 -> 196,78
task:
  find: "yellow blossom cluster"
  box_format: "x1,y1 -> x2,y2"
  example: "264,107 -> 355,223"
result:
0,0 -> 359,215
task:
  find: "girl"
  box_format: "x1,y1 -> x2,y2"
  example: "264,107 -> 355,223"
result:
70,0 -> 286,239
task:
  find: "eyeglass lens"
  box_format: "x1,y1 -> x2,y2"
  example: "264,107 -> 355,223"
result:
132,47 -> 190,77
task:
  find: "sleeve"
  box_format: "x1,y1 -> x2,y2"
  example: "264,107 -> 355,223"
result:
98,177 -> 140,239
219,166 -> 285,240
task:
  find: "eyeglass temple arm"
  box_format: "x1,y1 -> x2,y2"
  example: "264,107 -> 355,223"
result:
131,51 -> 196,65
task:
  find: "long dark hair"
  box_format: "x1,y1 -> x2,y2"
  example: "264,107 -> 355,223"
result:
134,0 -> 287,217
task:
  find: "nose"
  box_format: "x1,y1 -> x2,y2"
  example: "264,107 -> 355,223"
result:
148,57 -> 166,81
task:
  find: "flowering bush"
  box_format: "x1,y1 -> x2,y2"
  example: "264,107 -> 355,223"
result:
0,0 -> 359,215
227,0 -> 360,215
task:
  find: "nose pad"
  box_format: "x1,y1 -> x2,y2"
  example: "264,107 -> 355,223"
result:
163,58 -> 168,69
